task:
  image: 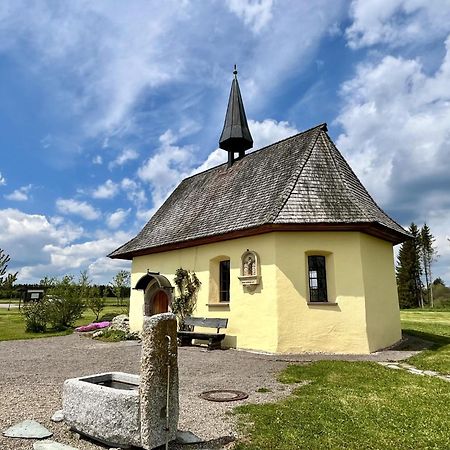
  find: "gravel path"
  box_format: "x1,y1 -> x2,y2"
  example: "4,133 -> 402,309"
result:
0,334 -> 424,450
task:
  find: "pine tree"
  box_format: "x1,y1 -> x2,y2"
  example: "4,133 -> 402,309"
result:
396,223 -> 423,308
420,223 -> 438,308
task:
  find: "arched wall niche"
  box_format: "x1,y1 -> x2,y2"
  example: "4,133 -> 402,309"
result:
238,250 -> 260,286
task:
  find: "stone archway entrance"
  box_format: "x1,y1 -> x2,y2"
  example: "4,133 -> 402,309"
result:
134,271 -> 173,317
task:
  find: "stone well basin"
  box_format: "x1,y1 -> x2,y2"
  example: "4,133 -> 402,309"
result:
63,372 -> 141,448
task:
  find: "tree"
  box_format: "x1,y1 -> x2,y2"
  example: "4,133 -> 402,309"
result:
86,285 -> 106,321
0,248 -> 17,289
396,223 -> 423,308
419,224 -> 438,307
46,275 -> 86,330
39,276 -> 56,289
433,277 -> 445,287
171,268 -> 201,330
1,249 -> 18,311
110,270 -> 130,307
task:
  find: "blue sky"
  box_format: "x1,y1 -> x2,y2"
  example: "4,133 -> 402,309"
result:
1,0 -> 450,284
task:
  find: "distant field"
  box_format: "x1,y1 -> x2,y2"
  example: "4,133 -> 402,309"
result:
0,297 -> 128,306
0,304 -> 128,341
401,309 -> 450,374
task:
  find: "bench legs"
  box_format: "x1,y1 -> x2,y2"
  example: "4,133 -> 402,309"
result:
208,338 -> 222,351
178,336 -> 192,347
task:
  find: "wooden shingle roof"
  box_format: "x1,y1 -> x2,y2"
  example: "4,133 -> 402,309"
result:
109,124 -> 409,260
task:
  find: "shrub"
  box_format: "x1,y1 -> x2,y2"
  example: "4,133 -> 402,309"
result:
22,300 -> 48,332
95,329 -> 127,342
86,286 -> 106,321
46,275 -> 85,330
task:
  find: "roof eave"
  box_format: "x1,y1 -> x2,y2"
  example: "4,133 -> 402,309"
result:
107,221 -> 410,260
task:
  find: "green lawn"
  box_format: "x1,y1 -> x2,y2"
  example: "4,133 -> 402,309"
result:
0,305 -> 127,341
234,311 -> 450,449
234,361 -> 450,450
401,309 -> 450,374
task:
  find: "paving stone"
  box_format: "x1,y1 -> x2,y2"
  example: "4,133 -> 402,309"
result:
33,440 -> 79,450
3,419 -> 53,439
386,364 -> 402,370
423,370 -> 438,376
176,430 -> 204,444
51,410 -> 64,422
408,368 -> 424,375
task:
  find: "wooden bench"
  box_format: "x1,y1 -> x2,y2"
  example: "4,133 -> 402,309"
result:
177,317 -> 228,350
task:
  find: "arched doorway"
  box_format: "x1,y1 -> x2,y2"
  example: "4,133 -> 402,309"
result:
135,272 -> 173,317
149,289 -> 169,315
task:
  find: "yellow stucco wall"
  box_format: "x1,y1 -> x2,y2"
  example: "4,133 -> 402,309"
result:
360,234 -> 402,352
274,232 -> 370,353
129,230 -> 401,354
130,233 -> 279,352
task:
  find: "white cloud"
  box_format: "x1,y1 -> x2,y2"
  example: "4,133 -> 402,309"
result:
225,0 -> 274,33
108,148 -> 139,170
0,208 -> 131,283
0,172 -> 6,186
92,179 -> 119,199
0,208 -> 83,268
336,35 -> 450,283
92,155 -> 103,165
4,184 -> 32,201
106,208 -> 130,229
19,230 -> 132,283
346,0 -> 450,48
138,129 -> 195,210
121,177 -> 147,206
56,198 -> 101,220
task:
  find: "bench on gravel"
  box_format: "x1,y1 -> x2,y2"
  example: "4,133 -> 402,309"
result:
177,317 -> 228,350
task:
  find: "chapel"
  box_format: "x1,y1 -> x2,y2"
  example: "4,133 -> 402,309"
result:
109,68 -> 409,354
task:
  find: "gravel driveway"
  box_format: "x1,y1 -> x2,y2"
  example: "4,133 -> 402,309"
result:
0,334 -> 422,450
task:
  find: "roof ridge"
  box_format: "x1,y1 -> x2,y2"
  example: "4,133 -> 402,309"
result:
269,127 -> 324,223
320,132 -> 372,222
182,122 -> 328,182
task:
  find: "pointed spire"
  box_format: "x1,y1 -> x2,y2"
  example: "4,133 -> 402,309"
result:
219,65 -> 253,166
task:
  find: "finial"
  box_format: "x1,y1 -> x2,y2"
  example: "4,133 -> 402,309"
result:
233,64 -> 238,78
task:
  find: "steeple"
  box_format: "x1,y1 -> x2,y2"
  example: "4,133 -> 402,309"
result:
219,65 -> 253,167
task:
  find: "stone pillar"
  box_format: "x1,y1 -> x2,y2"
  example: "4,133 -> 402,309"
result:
140,313 -> 179,450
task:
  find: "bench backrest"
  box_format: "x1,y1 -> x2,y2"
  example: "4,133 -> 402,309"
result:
184,316 -> 228,333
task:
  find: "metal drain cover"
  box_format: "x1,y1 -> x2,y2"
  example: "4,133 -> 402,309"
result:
199,389 -> 248,402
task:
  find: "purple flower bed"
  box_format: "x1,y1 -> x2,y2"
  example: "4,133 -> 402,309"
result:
75,321 -> 110,332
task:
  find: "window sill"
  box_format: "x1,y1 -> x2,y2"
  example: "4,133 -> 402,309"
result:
206,302 -> 230,307
307,301 -> 338,306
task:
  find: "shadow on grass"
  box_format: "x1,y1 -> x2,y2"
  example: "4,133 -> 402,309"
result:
402,329 -> 450,348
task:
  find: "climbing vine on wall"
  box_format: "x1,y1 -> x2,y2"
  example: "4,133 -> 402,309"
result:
172,268 -> 201,330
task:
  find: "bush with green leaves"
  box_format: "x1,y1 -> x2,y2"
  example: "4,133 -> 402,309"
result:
22,299 -> 48,332
46,275 -> 86,330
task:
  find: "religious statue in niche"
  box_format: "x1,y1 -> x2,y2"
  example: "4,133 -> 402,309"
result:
239,250 -> 260,287
243,254 -> 256,276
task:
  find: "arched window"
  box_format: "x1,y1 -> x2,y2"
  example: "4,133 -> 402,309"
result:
219,260 -> 230,302
209,256 -> 231,303
308,255 -> 327,302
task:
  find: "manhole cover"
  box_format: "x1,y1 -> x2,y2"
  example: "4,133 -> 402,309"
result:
199,389 -> 248,402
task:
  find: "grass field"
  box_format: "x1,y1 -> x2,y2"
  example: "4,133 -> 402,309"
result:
233,310 -> 450,449
234,361 -> 450,450
401,309 -> 450,374
0,304 -> 128,341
